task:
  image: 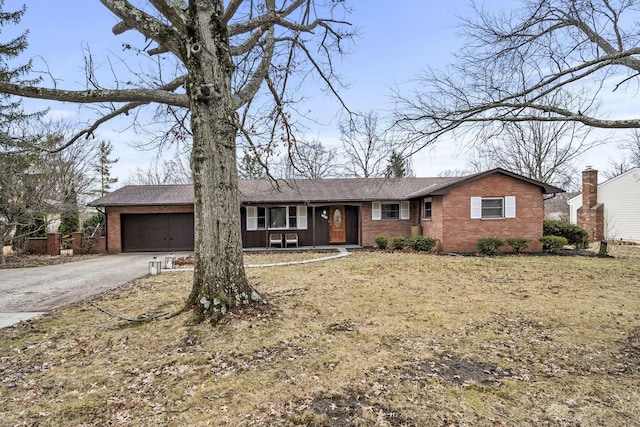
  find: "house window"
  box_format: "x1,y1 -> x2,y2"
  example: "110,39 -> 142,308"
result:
246,205 -> 307,231
269,207 -> 288,228
482,198 -> 504,218
288,207 -> 297,229
372,201 -> 410,220
470,196 -> 516,219
424,198 -> 432,220
381,203 -> 400,219
257,207 -> 266,229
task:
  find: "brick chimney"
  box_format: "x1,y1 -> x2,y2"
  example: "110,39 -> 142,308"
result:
581,167 -> 598,209
577,167 -> 604,241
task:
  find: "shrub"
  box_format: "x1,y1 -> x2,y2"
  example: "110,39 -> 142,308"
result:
543,219 -> 589,249
505,237 -> 529,254
83,212 -> 105,229
539,235 -> 568,253
374,235 -> 388,250
408,236 -> 437,252
82,212 -> 106,237
476,237 -> 504,255
391,236 -> 407,250
58,212 -> 79,251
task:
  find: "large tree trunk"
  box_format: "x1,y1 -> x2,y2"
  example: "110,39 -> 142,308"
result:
185,1 -> 261,324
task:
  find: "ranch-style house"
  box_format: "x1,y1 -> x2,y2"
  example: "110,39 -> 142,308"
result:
90,168 -> 563,254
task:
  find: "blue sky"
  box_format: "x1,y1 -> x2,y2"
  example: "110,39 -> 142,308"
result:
13,1 -> 632,182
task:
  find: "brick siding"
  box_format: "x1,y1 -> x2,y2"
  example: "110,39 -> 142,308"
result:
360,202 -> 418,247
437,174 -> 544,253
104,173 -> 548,253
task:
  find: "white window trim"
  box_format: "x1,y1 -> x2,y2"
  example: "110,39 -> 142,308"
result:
373,201 -> 409,220
247,205 -> 307,230
424,197 -> 433,220
268,206 -> 289,230
470,196 -> 516,219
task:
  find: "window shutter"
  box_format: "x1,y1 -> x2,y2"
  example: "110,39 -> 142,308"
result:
505,196 -> 516,218
372,202 -> 381,220
400,201 -> 410,220
470,197 -> 482,219
246,206 -> 257,231
297,206 -> 308,229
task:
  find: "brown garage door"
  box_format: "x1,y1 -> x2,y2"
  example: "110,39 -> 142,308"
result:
121,213 -> 194,252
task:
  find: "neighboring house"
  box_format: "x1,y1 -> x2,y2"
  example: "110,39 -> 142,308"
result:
544,191 -> 578,221
90,168 -> 563,253
568,167 -> 640,242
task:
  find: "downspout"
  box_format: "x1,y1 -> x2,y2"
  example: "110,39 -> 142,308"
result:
97,207 -> 107,254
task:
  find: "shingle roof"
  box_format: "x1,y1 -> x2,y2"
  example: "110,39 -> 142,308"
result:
89,168 -> 564,207
239,177 -> 460,203
90,185 -> 194,206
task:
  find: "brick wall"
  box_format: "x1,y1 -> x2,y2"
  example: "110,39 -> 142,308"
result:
72,232 -> 107,254
422,196 -> 444,248
438,174 -> 544,253
360,202 -> 419,246
25,238 -> 47,255
105,205 -> 194,253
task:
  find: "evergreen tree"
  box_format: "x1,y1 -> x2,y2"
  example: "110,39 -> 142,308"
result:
0,2 -> 46,262
238,152 -> 266,179
386,150 -> 414,178
0,3 -> 27,126
58,186 -> 79,249
92,140 -> 118,196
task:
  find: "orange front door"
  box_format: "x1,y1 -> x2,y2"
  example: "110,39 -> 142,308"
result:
329,206 -> 346,244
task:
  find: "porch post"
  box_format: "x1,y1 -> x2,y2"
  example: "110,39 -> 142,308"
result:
358,205 -> 362,246
312,206 -> 316,248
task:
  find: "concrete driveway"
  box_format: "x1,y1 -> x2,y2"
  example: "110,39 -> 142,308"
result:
0,253 -> 184,328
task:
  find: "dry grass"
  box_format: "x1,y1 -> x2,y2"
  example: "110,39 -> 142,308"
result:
1,249 -> 640,426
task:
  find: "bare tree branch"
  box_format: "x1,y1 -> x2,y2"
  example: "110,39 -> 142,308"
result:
394,0 -> 640,152
0,82 -> 188,107
100,0 -> 184,57
147,0 -> 189,35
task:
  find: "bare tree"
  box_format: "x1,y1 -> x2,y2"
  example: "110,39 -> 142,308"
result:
339,111 -> 391,178
604,129 -> 640,178
603,158 -> 632,179
281,139 -> 338,179
2,119 -> 98,256
0,146 -> 58,262
469,115 -> 598,189
126,154 -> 192,185
0,1 -> 352,323
32,120 -> 97,208
624,130 -> 640,166
393,0 -> 640,153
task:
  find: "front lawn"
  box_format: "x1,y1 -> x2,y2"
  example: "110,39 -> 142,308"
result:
1,250 -> 639,426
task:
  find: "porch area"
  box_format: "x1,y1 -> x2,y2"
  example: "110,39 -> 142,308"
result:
242,244 -> 361,253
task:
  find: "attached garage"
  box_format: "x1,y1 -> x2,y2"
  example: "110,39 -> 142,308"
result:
121,213 -> 194,252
